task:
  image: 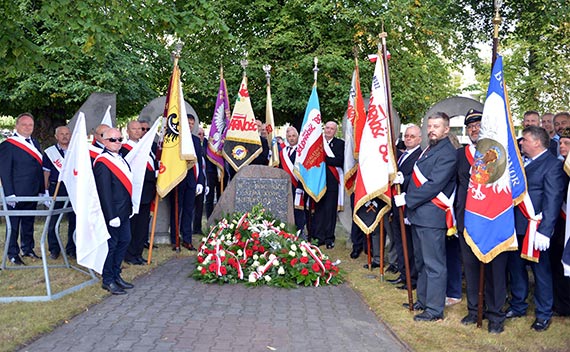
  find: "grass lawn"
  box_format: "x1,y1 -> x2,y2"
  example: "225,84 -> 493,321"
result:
0,218 -> 569,351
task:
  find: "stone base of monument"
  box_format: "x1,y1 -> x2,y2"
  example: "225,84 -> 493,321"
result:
150,196 -> 173,244
206,165 -> 294,229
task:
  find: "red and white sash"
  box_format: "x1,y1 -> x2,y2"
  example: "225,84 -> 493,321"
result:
44,145 -> 64,173
412,164 -> 457,236
518,194 -> 542,263
465,144 -> 476,166
7,136 -> 42,165
279,147 -> 298,188
89,144 -> 103,161
324,140 -> 344,212
94,152 -> 133,197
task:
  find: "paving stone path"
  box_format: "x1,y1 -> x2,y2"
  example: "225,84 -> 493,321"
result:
19,257 -> 410,352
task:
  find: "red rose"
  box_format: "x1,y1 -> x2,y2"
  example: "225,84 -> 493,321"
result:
312,263 -> 320,272
324,260 -> 331,270
258,246 -> 265,252
235,233 -> 241,241
300,268 -> 309,276
208,263 -> 217,273
290,258 -> 298,266
254,240 -> 260,245
201,268 -> 207,275
220,266 -> 227,275
282,258 -> 288,263
197,256 -> 204,263
246,249 -> 253,257
237,241 -> 245,248
241,221 -> 249,229
300,256 -> 309,264
252,245 -> 259,251
251,232 -> 259,239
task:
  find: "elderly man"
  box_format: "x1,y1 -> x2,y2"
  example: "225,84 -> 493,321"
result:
0,113 -> 45,265
43,126 -> 77,260
93,128 -> 134,295
279,126 -> 306,235
506,126 -> 565,331
394,112 -> 457,322
310,121 -> 344,249
89,123 -> 110,162
193,127 -> 207,236
387,124 -> 423,289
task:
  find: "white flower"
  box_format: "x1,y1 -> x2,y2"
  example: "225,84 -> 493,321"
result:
253,254 -> 259,260
219,250 -> 226,257
268,254 -> 277,261
220,235 -> 226,241
197,266 -> 203,271
290,244 -> 297,251
280,222 -> 285,229
302,252 -> 308,257
202,237 -> 207,242
278,266 -> 285,275
229,224 -> 235,229
248,273 -> 257,283
264,275 -> 272,282
288,251 -> 296,257
204,254 -> 212,264
252,260 -> 260,267
237,249 -> 243,256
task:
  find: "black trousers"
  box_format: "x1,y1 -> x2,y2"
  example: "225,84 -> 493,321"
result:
125,202 -> 150,261
6,200 -> 37,257
310,189 -> 338,245
47,183 -> 76,256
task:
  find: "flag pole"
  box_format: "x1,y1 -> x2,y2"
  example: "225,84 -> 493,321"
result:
219,65 -> 226,194
380,30 -> 414,309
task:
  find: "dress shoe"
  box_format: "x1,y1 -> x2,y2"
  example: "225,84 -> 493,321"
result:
488,321 -> 504,334
102,282 -> 127,295
66,252 -> 76,259
9,255 -> 25,266
22,250 -> 41,259
413,311 -> 443,322
386,264 -> 399,274
397,284 -> 416,290
182,242 -> 197,251
144,242 -> 158,249
461,314 -> 478,325
125,258 -> 144,265
49,252 -> 60,260
387,277 -> 403,285
402,301 -> 424,310
350,248 -> 362,259
115,276 -> 134,289
363,262 -> 380,269
531,318 -> 551,332
505,309 -> 526,319
326,242 -> 335,249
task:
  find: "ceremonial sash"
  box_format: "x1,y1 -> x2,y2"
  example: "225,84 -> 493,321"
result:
324,140 -> 344,212
7,136 -> 42,165
465,144 -> 476,166
94,152 -> 133,197
518,194 -> 541,263
123,140 -> 156,172
45,145 -> 64,173
412,164 -> 457,236
89,144 -> 103,161
279,147 -> 298,188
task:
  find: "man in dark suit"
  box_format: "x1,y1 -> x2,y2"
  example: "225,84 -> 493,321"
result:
506,125 -> 565,331
93,128 -> 134,295
394,112 -> 457,322
169,114 -> 205,251
454,109 -> 509,333
252,119 -> 270,166
43,126 -> 77,260
279,126 -> 306,236
193,127 -> 207,236
0,113 -> 45,265
387,124 -> 422,289
311,121 -> 344,249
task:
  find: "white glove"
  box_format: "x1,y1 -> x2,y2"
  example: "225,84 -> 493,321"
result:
392,171 -> 405,185
196,184 -> 203,195
205,186 -> 210,196
404,217 -> 411,225
6,194 -> 16,208
109,217 -> 121,228
43,191 -> 51,208
394,193 -> 406,207
534,232 -> 550,251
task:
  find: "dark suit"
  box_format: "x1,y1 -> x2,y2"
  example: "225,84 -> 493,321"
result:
406,137 -> 457,318
279,145 -> 306,232
193,139 -> 207,235
121,142 -> 157,262
251,136 -> 270,165
391,146 -> 422,284
42,144 -> 77,257
508,150 -> 565,320
170,135 -> 205,245
455,145 -> 508,324
0,136 -> 44,258
93,150 -> 133,285
311,137 -> 344,246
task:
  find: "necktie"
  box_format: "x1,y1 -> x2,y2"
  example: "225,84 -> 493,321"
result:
523,156 -> 532,167
25,138 -> 32,144
398,151 -> 408,166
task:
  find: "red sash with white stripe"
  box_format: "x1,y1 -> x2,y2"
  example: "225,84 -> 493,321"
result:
89,144 -> 103,161
412,164 -> 457,236
94,153 -> 133,197
518,194 -> 541,263
7,136 -> 42,165
279,147 -> 298,188
465,144 -> 476,166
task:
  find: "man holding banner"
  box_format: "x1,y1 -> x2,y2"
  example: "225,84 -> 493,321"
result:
394,112 -> 457,322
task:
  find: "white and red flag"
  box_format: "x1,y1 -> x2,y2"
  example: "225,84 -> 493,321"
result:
59,112 -> 110,274
352,52 -> 396,234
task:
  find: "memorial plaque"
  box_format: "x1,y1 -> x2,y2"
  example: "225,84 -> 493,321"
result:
207,165 -> 295,227
235,178 -> 289,220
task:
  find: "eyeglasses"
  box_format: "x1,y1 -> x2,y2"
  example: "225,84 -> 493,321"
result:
141,128 -> 149,131
105,137 -> 123,143
467,123 -> 481,130
404,134 -> 418,138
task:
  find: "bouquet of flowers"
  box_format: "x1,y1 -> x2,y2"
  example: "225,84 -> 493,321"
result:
192,205 -> 342,288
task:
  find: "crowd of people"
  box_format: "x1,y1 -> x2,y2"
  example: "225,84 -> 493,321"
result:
2,109 -> 569,331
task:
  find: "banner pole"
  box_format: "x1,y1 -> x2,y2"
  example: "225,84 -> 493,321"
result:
147,192 -> 160,265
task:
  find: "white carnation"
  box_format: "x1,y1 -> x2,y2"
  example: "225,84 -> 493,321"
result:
288,251 -> 296,257
264,275 -> 272,282
290,244 -> 297,251
248,273 -> 257,283
278,267 -> 285,275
